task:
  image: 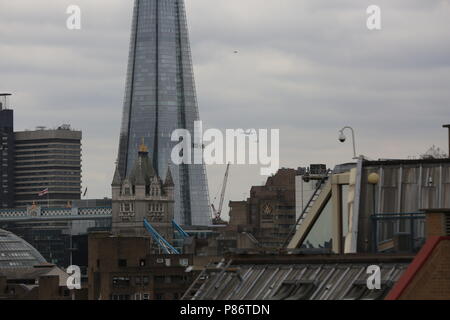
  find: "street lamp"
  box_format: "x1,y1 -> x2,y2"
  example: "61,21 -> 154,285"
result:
338,126 -> 358,159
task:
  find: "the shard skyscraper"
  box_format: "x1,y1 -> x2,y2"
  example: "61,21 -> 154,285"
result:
117,0 -> 211,226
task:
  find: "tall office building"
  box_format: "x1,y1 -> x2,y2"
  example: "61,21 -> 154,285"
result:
117,0 -> 211,226
14,125 -> 82,208
0,94 -> 14,208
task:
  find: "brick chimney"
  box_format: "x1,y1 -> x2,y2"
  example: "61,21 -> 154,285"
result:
422,208 -> 450,238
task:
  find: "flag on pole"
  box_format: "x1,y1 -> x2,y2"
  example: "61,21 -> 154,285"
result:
38,188 -> 49,197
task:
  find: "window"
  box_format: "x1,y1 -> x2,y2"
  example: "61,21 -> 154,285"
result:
143,276 -> 149,286
121,203 -> 134,212
179,258 -> 189,267
273,280 -> 316,300
118,259 -> 127,267
343,280 -> 391,300
143,293 -> 150,300
112,277 -> 130,288
135,277 -> 142,285
148,203 -> 163,212
123,186 -> 131,196
150,187 -> 160,197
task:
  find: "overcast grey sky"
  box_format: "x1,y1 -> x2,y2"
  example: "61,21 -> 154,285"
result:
1,0 -> 449,218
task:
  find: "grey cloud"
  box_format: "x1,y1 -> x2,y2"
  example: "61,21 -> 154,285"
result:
1,0 -> 449,218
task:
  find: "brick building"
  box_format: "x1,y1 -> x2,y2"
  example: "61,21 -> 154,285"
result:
0,228 -> 86,300
227,168 -> 297,248
87,143 -> 196,300
88,233 -> 196,300
386,209 -> 450,300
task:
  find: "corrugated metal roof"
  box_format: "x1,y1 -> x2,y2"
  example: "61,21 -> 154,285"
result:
187,257 -> 410,300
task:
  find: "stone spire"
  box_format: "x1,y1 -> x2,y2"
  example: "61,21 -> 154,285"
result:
128,140 -> 156,185
164,165 -> 174,187
112,161 -> 122,186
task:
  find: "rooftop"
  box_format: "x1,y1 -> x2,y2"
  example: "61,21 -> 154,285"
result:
184,254 -> 413,300
0,229 -> 46,269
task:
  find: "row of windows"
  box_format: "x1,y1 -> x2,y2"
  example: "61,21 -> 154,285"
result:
16,176 -> 80,183
15,139 -> 80,145
112,276 -> 150,288
115,257 -> 189,269
120,202 -> 166,213
110,293 -> 151,301
15,160 -> 80,166
15,155 -> 80,161
154,275 -> 190,284
15,149 -> 80,155
0,252 -> 31,258
275,214 -> 296,220
15,170 -> 80,177
15,187 -> 81,193
15,182 -> 80,187
121,186 -> 161,197
149,203 -> 164,212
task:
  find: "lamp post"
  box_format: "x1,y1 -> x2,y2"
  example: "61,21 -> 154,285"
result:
338,126 -> 358,159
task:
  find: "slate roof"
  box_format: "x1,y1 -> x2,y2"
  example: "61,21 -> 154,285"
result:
184,254 -> 412,300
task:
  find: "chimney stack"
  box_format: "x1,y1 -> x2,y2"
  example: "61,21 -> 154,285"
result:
443,124 -> 450,158
422,208 -> 450,238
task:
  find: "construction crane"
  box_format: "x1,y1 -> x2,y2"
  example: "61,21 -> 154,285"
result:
211,163 -> 230,224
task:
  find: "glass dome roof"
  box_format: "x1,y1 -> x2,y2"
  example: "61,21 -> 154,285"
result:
0,229 -> 46,269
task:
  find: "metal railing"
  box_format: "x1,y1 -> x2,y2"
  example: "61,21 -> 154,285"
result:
371,212 -> 426,253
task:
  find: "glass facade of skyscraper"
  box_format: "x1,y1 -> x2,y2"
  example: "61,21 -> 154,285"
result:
117,0 -> 211,226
